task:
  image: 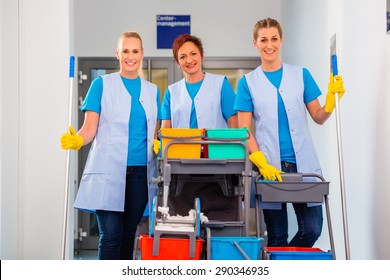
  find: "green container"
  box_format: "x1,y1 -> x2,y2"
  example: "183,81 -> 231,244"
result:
206,128 -> 248,159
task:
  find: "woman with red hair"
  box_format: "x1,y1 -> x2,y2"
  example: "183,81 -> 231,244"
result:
160,34 -> 238,220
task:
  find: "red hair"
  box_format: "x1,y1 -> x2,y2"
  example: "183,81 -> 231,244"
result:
172,34 -> 204,64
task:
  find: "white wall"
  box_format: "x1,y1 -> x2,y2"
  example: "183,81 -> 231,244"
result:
1,0 -> 21,259
282,0 -> 390,260
74,0 -> 282,57
0,0 -> 72,259
1,0 -> 389,260
341,0 -> 390,260
376,7 -> 390,259
0,0 -> 3,259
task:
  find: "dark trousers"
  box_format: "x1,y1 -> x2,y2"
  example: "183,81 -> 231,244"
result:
263,161 -> 323,247
95,166 -> 148,260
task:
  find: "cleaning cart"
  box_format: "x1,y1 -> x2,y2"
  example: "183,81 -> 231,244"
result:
254,173 -> 335,260
136,128 -> 263,260
202,128 -> 262,260
137,128 -> 205,260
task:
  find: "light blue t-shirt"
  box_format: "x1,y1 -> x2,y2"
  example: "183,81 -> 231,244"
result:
161,77 -> 237,128
234,67 -> 321,163
82,76 -> 161,166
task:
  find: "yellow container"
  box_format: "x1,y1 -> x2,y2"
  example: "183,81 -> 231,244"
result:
159,128 -> 204,158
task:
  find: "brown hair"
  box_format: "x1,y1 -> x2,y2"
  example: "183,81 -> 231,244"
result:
172,34 -> 204,64
253,18 -> 283,40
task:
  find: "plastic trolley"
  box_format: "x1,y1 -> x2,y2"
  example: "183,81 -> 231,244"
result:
254,173 -> 336,260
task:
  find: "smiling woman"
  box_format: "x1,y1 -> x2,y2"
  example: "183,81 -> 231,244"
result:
60,31 -> 162,260
252,18 -> 283,72
234,17 -> 346,249
159,34 -> 240,220
161,34 -> 238,130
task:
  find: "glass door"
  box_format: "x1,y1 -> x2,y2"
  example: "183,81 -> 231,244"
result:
203,57 -> 260,91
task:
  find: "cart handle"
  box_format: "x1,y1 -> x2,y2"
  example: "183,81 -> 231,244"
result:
204,130 -> 250,142
158,131 -> 206,140
256,173 -> 326,183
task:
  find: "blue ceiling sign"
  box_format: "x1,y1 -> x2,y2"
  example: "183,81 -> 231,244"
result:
157,15 -> 191,49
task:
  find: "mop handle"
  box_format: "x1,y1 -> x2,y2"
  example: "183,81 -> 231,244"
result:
62,56 -> 75,260
332,54 -> 351,260
332,54 -> 338,76
69,56 -> 75,78
67,56 -> 75,126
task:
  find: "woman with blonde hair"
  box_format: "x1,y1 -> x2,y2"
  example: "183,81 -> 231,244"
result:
61,31 -> 161,259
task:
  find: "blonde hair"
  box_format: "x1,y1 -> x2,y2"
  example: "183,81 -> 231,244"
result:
118,31 -> 143,48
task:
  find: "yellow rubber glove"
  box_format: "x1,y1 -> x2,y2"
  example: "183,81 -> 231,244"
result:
153,139 -> 160,155
249,151 -> 283,182
325,74 -> 345,113
60,126 -> 84,150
